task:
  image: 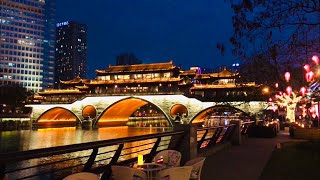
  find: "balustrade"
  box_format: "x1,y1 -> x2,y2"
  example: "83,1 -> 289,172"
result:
0,121 -> 253,179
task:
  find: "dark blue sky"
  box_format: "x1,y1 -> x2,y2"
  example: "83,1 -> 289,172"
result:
56,0 -> 235,78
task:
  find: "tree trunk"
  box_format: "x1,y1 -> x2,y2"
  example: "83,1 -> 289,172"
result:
286,104 -> 296,122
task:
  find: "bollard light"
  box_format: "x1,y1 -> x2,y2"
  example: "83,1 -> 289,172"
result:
138,154 -> 144,165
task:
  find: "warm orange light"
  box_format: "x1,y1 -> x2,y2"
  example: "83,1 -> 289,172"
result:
138,154 -> 144,165
262,87 -> 269,94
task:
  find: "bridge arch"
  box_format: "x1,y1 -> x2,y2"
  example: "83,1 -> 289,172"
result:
170,104 -> 188,118
82,105 -> 97,119
36,107 -> 81,127
95,97 -> 173,127
189,105 -> 251,125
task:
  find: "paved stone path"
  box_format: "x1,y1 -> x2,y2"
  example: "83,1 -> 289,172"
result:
201,130 -> 300,180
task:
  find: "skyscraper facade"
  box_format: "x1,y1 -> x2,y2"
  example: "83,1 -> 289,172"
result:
0,0 -> 56,92
55,21 -> 87,88
42,0 -> 56,89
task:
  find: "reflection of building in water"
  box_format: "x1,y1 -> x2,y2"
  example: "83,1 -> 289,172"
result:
195,107 -> 251,127
127,103 -> 170,127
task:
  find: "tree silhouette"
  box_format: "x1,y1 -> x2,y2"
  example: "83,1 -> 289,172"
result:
229,0 -> 319,62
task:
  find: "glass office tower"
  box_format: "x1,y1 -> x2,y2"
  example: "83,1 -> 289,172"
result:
0,0 -> 56,92
55,21 -> 87,88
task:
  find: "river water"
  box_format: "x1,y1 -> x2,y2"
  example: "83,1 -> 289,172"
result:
0,127 -> 173,179
0,126 -> 172,153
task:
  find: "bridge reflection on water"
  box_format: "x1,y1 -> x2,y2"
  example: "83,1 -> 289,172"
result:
0,126 -> 172,153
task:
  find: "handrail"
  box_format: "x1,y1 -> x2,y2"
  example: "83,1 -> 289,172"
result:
242,121 -> 255,125
198,124 -> 235,131
196,124 -> 237,151
0,130 -> 184,163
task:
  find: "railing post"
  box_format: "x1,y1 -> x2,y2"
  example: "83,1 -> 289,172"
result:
145,137 -> 161,163
230,120 -> 241,145
82,148 -> 98,172
101,144 -> 124,180
169,124 -> 197,165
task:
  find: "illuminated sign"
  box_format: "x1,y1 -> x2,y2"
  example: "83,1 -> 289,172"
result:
56,21 -> 69,27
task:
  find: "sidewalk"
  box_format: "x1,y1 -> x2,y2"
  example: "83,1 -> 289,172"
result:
201,130 -> 298,180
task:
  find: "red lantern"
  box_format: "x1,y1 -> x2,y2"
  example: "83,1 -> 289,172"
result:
312,55 -> 319,65
305,71 -> 315,82
286,86 -> 292,95
300,87 -> 306,96
284,72 -> 290,82
304,64 -> 310,72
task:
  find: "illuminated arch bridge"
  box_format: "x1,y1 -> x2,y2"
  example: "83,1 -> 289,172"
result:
27,95 -> 268,128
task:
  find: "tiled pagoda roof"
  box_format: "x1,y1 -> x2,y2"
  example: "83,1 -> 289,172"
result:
96,61 -> 177,74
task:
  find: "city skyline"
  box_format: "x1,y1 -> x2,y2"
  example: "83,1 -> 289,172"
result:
56,0 -> 235,78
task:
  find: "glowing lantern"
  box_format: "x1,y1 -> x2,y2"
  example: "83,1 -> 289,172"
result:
305,71 -> 315,82
286,86 -> 292,95
269,98 -> 272,102
138,154 -> 144,165
275,83 -> 279,88
284,72 -> 290,82
304,64 -> 310,72
300,87 -> 307,96
312,55 -> 319,65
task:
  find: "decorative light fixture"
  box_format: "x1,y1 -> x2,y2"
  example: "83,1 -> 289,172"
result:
300,87 -> 307,96
284,72 -> 290,82
286,86 -> 292,95
312,55 -> 319,65
304,64 -> 311,72
138,154 -> 144,165
305,71 -> 314,82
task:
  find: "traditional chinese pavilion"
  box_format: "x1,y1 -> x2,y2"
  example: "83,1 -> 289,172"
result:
36,61 -> 266,103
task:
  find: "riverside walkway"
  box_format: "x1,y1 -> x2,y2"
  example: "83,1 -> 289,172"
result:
201,130 -> 297,180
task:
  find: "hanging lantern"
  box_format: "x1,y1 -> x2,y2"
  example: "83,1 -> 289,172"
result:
275,83 -> 279,88
305,71 -> 315,82
284,72 -> 290,82
312,55 -> 319,65
300,87 -> 307,96
269,98 -> 272,102
304,64 -> 311,72
286,86 -> 292,95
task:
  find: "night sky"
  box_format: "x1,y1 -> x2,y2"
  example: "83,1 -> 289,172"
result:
56,0 -> 235,78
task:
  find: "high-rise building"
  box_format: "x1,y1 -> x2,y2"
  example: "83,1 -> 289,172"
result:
0,0 -> 56,92
42,0 -> 56,89
55,21 -> 87,88
116,53 -> 142,65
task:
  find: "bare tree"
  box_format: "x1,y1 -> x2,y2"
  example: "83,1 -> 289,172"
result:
227,0 -> 319,89
230,0 -> 319,60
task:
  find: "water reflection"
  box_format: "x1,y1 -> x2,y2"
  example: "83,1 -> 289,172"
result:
1,127 -> 172,179
0,126 -> 172,153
